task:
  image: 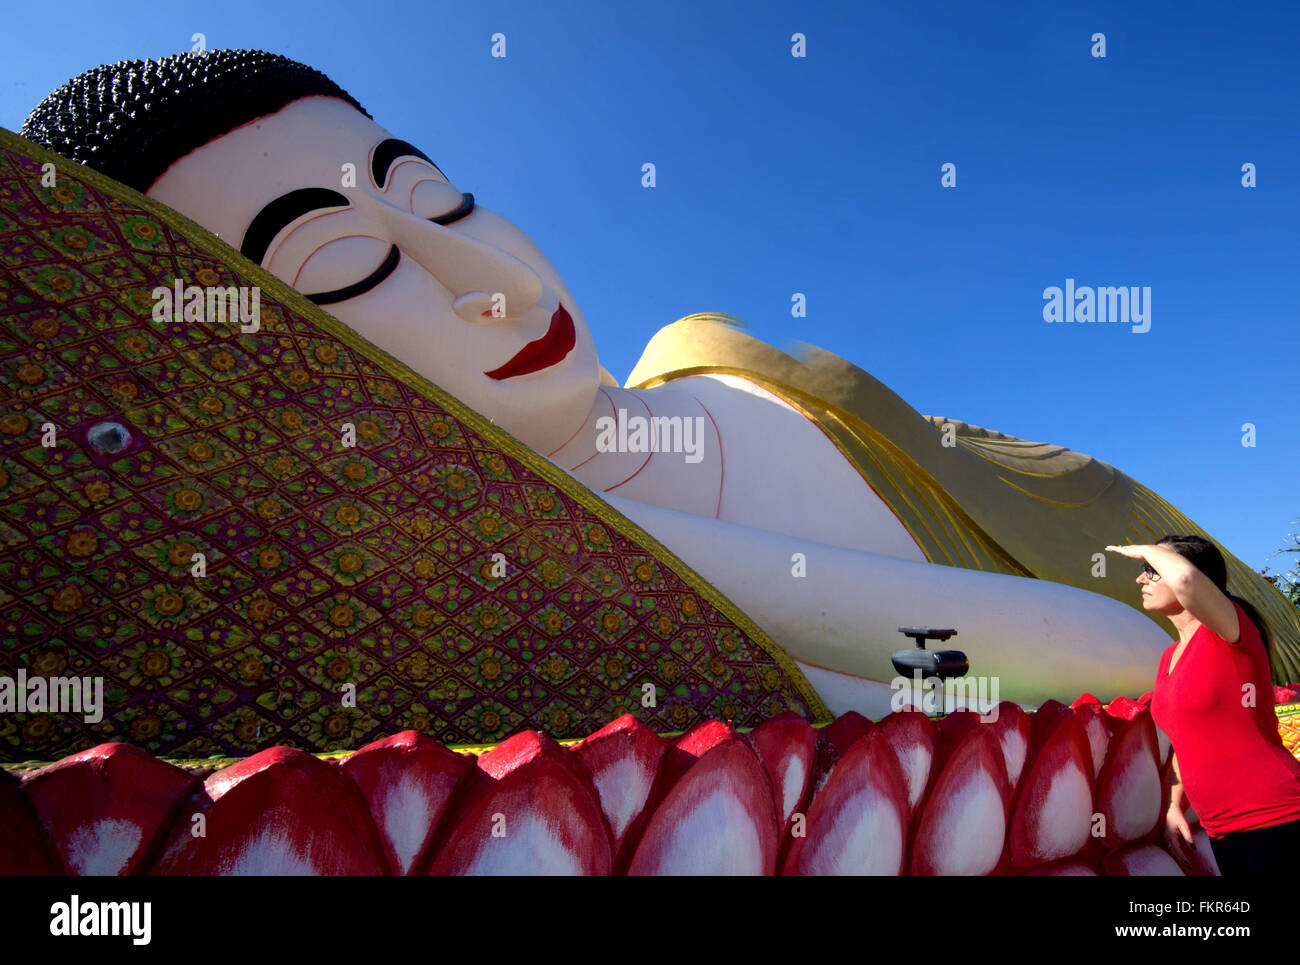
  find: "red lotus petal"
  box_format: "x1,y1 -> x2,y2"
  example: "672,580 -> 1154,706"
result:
429,752 -> 611,875
1007,706 -> 1094,870
926,710 -> 992,802
659,718 -> 734,782
1073,703 -> 1112,778
811,711 -> 873,793
608,719 -> 740,868
571,715 -> 669,863
986,702 -> 1031,792
1103,842 -> 1186,876
0,767 -> 56,874
478,730 -> 590,787
1095,710 -> 1161,846
749,712 -> 817,826
627,740 -> 779,875
909,726 -> 1009,875
340,730 -> 473,875
23,742 -> 197,876
936,710 -> 982,756
1137,691 -> 1154,706
1071,693 -> 1102,708
674,719 -> 735,758
1027,699 -> 1070,753
874,710 -> 936,814
1024,858 -> 1099,875
781,730 -> 909,875
148,747 -> 385,875
654,719 -> 736,789
1105,695 -> 1143,721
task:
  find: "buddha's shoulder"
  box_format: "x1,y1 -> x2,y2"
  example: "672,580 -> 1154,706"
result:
625,313 -> 769,387
627,313 -> 1102,480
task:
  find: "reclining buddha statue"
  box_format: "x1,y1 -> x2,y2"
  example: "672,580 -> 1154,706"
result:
6,49 -> 1296,758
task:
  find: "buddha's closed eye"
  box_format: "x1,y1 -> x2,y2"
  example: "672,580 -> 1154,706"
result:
304,242 -> 400,305
303,192 -> 476,306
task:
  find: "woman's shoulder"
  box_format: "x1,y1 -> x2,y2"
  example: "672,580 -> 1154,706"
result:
1197,600 -> 1263,653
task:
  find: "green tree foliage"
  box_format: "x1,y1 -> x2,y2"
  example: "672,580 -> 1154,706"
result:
1264,517 -> 1300,607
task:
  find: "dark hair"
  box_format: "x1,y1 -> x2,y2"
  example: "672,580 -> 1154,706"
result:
20,49 -> 369,193
1156,534 -> 1272,657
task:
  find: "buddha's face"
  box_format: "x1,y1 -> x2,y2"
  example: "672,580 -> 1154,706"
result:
148,96 -> 601,454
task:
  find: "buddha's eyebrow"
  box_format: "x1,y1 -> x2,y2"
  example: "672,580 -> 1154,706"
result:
371,138 -> 445,189
241,187 -> 350,265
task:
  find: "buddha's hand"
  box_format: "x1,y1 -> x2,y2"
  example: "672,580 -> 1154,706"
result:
1104,543 -> 1150,560
1162,804 -> 1195,866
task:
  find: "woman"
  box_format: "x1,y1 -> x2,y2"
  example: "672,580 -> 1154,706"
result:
1106,536 -> 1300,875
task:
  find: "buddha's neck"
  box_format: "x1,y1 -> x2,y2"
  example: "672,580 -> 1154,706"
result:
546,385 -> 721,502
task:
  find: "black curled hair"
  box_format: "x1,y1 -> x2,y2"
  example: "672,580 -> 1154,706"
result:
1156,534 -> 1272,658
20,49 -> 370,193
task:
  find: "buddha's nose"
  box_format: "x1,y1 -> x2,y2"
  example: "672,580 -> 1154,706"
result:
390,211 -> 543,323
451,291 -> 512,322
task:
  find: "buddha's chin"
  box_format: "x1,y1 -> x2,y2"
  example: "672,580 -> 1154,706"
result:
480,359 -> 602,455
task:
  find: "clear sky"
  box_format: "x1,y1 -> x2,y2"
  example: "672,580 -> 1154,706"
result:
2,0 -> 1296,576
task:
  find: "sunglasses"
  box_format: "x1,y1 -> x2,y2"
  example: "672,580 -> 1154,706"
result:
1141,564 -> 1162,582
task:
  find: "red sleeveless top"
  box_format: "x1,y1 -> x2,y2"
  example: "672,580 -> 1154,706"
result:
1151,602 -> 1300,837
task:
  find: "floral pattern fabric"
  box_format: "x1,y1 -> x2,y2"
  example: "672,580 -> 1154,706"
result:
0,133 -> 825,762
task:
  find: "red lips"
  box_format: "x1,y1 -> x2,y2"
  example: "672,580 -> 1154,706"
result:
484,303 -> 576,380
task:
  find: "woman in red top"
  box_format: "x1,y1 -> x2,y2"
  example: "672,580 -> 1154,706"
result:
1106,535 -> 1300,876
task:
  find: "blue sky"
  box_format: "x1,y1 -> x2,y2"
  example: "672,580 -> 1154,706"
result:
2,0 -> 1297,575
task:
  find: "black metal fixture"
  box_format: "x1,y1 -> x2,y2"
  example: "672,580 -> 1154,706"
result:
892,627 -> 967,678
892,627 -> 968,716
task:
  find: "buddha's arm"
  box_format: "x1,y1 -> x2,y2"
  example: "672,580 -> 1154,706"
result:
600,491 -> 1171,705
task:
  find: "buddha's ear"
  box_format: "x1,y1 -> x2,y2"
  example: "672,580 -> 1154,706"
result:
598,365 -> 619,387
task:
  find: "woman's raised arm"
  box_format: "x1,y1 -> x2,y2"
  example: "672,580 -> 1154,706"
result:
1106,542 -> 1240,643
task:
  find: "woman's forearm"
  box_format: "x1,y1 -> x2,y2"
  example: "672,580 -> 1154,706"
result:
1167,751 -> 1188,813
1132,542 -> 1236,635
1169,783 -> 1187,813
1139,544 -> 1198,590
